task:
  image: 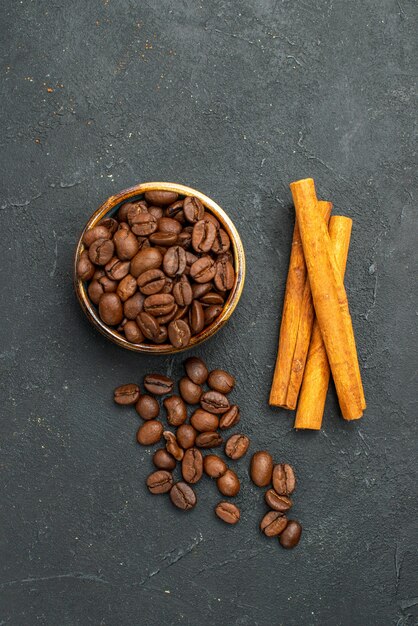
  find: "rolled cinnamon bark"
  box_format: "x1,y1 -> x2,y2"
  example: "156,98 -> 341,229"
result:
269,200 -> 332,409
294,216 -> 352,429
290,178 -> 365,420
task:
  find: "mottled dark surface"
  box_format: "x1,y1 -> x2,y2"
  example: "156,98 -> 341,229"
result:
1,1 -> 417,625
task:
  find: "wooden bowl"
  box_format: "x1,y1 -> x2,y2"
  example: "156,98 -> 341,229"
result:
74,182 -> 246,354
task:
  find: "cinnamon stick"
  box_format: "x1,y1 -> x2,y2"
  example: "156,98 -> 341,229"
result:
294,216 -> 352,429
269,200 -> 332,409
290,178 -> 365,420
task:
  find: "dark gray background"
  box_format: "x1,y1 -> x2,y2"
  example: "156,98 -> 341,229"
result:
1,1 -> 417,624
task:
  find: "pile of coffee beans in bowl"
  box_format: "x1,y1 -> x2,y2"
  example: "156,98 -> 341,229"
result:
76,190 -> 236,349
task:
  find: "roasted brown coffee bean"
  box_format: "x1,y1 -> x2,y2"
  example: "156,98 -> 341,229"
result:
176,424 -> 197,449
250,451 -> 273,487
117,202 -> 131,222
189,300 -> 205,334
190,409 -> 219,432
99,217 -> 118,234
200,390 -> 229,414
192,219 -> 217,253
166,199 -> 184,218
153,448 -> 177,471
135,394 -> 159,420
168,319 -> 191,348
163,395 -> 187,426
203,212 -> 220,228
161,277 -> 174,294
184,357 -> 208,385
126,201 -> 148,224
145,190 -> 179,206
163,246 -> 187,277
113,383 -> 140,405
116,274 -> 137,302
130,212 -> 158,236
154,324 -> 168,344
207,369 -> 236,394
177,229 -> 192,248
157,305 -> 179,325
88,279 -> 104,304
130,248 -> 163,278
212,228 -> 231,254
149,232 -> 178,246
148,206 -> 164,220
214,258 -> 235,292
182,448 -> 203,484
200,292 -> 224,305
264,489 -> 293,512
146,470 -> 173,494
144,374 -> 174,395
98,274 -> 118,292
204,304 -> 222,326
137,420 -> 163,445
136,236 -> 151,251
260,511 -> 288,537
123,320 -> 144,343
136,311 -> 161,341
163,431 -> 184,461
88,238 -> 115,266
124,292 -> 145,319
169,481 -> 196,510
144,293 -> 175,317
215,501 -> 240,525
203,454 -> 227,478
173,305 -> 188,321
137,269 -> 166,295
99,293 -> 123,325
191,282 -> 212,300
157,217 -> 182,235
217,469 -> 240,497
83,224 -> 112,247
195,431 -> 223,448
179,377 -> 202,404
279,520 -> 302,549
113,228 -> 140,260
219,405 -> 240,429
184,196 -> 205,223
105,257 -> 130,281
224,434 -> 250,460
272,464 -> 296,496
190,256 -> 216,283
77,250 -> 95,281
173,276 -> 193,306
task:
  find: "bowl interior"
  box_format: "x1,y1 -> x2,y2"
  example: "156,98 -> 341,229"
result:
75,183 -> 245,354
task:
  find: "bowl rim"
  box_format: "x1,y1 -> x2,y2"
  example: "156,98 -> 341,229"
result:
74,182 -> 246,354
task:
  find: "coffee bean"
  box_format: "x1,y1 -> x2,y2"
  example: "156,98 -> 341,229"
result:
157,217 -> 182,235
191,283 -> 212,299
144,293 -> 175,317
145,190 -> 179,206
99,217 -> 118,234
190,409 -> 219,432
88,279 -> 104,304
137,420 -> 163,445
224,434 -> 250,460
98,274 -> 118,293
163,246 -> 187,277
279,520 -> 302,549
77,250 -> 95,280
148,206 -> 164,220
203,454 -> 227,478
166,199 -> 184,218
137,269 -> 166,295
181,448 -> 203,484
130,248 -> 163,278
190,256 -> 216,283
124,293 -> 145,319
189,300 -> 205,334
203,212 -> 220,228
99,293 -> 123,326
168,319 -> 191,348
113,384 -> 140,405
113,228 -> 140,260
217,469 -> 240,496
155,325 -> 168,344
199,292 -> 224,305
179,377 -> 202,404
105,257 -> 131,281
214,258 -> 235,292
207,369 -> 235,394
117,202 -> 131,222
212,228 -> 231,254
163,431 -> 184,461
157,305 -> 179,325
177,230 -> 192,248
116,274 -> 137,302
219,405 -> 240,429
204,305 -> 223,326
264,489 -> 293,512
136,311 -> 161,341
260,511 -> 288,537
192,220 -> 217,253
163,395 -> 187,426
88,238 -> 115,266
200,390 -> 230,414
83,224 -> 112,247
183,196 -> 205,223
195,431 -> 223,448
173,276 -> 193,306
169,481 -> 196,510
146,470 -> 173,494
126,201 -> 148,224
176,424 -> 197,449
215,501 -> 240,525
131,212 -> 158,236
123,320 -> 144,343
144,374 -> 174,395
153,448 -> 177,471
136,237 -> 151,251
250,451 -> 273,487
135,394 -> 159,420
149,232 -> 178,246
272,464 -> 296,496
184,357 -> 208,385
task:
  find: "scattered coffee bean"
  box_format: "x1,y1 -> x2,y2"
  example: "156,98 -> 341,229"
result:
195,431 -> 223,448
137,420 -> 163,445
190,408 -> 219,432
219,405 -> 240,429
250,451 -> 273,487
215,501 -> 240,525
203,454 -> 228,478
163,395 -> 187,426
260,511 -> 288,537
184,357 -> 209,385
170,481 -> 197,510
146,470 -> 173,494
163,431 -> 184,461
113,384 -> 140,406
279,520 -> 302,549
200,390 -> 230,414
207,369 -> 235,394
264,489 -> 293,512
176,424 -> 197,450
181,448 -> 203,484
179,377 -> 202,404
272,464 -> 296,496
135,394 -> 159,420
144,374 -> 174,395
224,434 -> 250,460
153,448 -> 177,471
217,469 -> 240,497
